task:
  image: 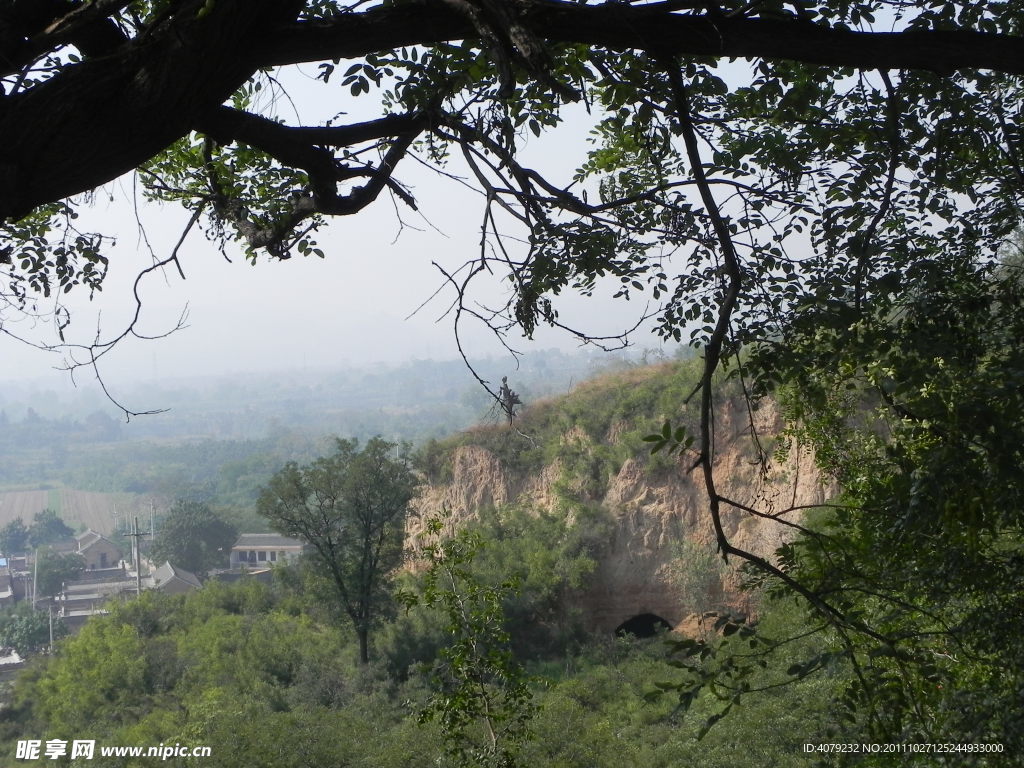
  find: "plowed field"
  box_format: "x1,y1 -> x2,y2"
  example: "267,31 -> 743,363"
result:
0,489 -> 134,536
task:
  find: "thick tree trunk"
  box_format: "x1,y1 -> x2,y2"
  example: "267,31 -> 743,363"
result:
269,3 -> 1024,75
0,0 -> 303,221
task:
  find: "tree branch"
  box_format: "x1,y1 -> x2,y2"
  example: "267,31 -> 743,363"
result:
0,0 -> 305,221
3,1 -> 1022,222
269,1 -> 1024,76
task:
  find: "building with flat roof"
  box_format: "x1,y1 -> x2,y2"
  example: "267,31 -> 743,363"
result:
229,534 -> 305,568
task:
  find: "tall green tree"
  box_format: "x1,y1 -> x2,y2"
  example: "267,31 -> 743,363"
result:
148,499 -> 238,578
27,509 -> 73,548
762,256 -> 1024,753
34,548 -> 84,599
406,516 -> 536,768
650,256 -> 1024,758
257,437 -> 415,664
0,603 -> 67,655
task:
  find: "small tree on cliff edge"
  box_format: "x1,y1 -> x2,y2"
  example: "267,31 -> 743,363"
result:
257,437 -> 415,664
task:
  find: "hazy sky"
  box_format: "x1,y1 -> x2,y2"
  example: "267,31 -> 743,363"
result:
0,72 -> 672,405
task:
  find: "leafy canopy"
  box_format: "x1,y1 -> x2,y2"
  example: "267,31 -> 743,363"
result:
0,519 -> 29,556
34,547 -> 85,599
257,436 -> 415,663
148,499 -> 238,578
27,509 -> 74,549
646,254 -> 1024,755
0,0 -> 1020,383
0,603 -> 68,656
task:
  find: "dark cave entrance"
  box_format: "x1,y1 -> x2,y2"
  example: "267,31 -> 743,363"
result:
615,613 -> 672,639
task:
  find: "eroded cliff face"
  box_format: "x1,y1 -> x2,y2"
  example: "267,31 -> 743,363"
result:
411,393 -> 832,634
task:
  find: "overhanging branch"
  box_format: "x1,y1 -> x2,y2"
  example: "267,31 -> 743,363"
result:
2,1 -> 1022,223
0,0 -> 306,221
269,1 -> 1024,76
195,109 -> 429,254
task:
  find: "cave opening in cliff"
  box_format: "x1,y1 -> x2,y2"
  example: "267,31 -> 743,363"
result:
615,613 -> 672,639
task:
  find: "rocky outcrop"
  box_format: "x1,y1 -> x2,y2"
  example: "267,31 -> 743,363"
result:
411,388 -> 832,635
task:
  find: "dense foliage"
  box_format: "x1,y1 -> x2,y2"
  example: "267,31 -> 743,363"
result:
405,517 -> 536,768
258,437 -> 416,663
25,510 -> 73,549
0,512 -> 844,768
763,255 -> 1024,755
642,258 -> 1024,761
0,604 -> 66,656
148,500 -> 238,578
33,548 -> 84,599
0,519 -> 28,557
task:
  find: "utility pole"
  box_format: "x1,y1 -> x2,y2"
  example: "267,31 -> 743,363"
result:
126,517 -> 146,596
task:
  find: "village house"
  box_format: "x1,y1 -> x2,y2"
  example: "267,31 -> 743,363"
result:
229,533 -> 305,569
150,562 -> 202,595
73,530 -> 123,571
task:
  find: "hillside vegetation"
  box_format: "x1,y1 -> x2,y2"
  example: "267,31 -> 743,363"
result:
413,356 -> 821,635
0,567 -> 843,768
420,355 -> 728,487
0,358 -> 855,768
3,348 -> 1016,767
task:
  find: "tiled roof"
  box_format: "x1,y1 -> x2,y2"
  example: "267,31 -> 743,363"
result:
152,561 -> 202,590
76,529 -> 119,552
76,530 -> 102,546
232,533 -> 305,550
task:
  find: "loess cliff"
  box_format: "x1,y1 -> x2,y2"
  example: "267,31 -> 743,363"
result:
411,361 -> 832,634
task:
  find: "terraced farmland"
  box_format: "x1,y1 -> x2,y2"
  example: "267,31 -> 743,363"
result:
0,489 -> 138,536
